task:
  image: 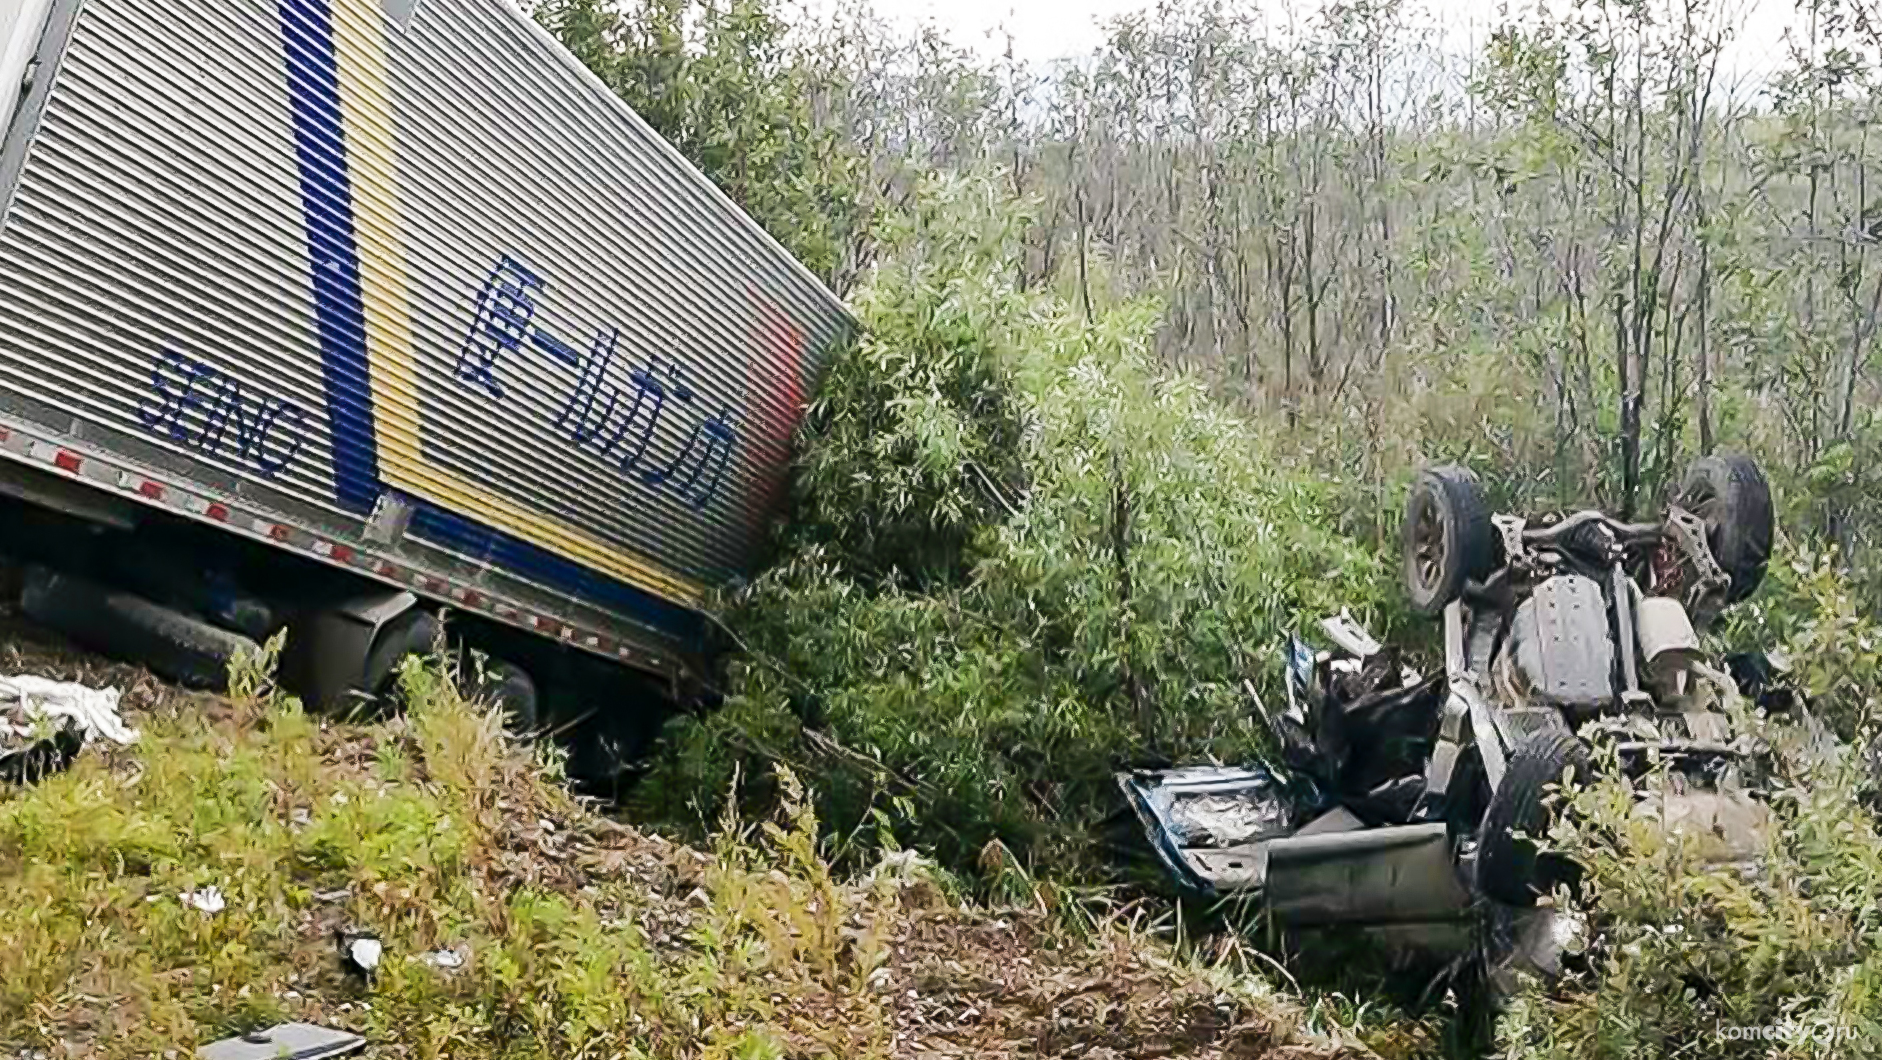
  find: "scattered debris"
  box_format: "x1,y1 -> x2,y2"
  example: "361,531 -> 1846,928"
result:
423,946 -> 466,970
178,886 -> 226,915
197,1022 -> 364,1060
0,673 -> 134,782
311,887 -> 353,904
336,930 -> 382,979
1319,610 -> 1381,658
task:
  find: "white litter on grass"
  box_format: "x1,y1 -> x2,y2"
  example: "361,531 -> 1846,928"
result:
179,886 -> 227,914
0,675 -> 135,748
424,947 -> 466,969
346,936 -> 383,973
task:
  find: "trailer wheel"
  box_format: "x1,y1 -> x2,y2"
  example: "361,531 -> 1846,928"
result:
1476,729 -> 1591,906
468,660 -> 540,735
20,566 -> 258,689
354,610 -> 440,715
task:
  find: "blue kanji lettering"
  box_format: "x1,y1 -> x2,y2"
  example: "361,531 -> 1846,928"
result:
554,329 -> 621,445
463,254 -> 743,514
645,403 -> 736,510
608,357 -> 685,475
532,327 -> 583,368
457,256 -> 544,399
666,404 -> 737,512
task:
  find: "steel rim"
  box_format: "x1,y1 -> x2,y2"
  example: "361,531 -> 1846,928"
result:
1682,479 -> 1726,543
1411,493 -> 1447,591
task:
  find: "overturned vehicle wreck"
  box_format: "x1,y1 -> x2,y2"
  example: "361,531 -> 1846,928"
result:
1122,455 -> 1778,973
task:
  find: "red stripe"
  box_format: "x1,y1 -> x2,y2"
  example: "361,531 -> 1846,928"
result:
53,450 -> 81,473
268,525 -> 290,542
138,481 -> 164,500
330,544 -> 354,564
205,503 -> 230,521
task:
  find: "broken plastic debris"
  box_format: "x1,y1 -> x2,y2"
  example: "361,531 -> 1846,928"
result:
179,886 -> 226,914
0,674 -> 136,745
337,931 -> 382,977
424,947 -> 466,969
1319,610 -> 1382,658
0,674 -> 135,781
197,1022 -> 364,1060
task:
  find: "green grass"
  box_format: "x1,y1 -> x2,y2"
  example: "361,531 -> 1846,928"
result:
0,624 -> 1360,1059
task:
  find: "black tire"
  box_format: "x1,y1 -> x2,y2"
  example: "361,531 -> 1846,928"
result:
1476,729 -> 1591,906
19,565 -> 258,689
1676,453 -> 1773,604
1402,465 -> 1496,616
467,660 -> 540,735
102,540 -> 277,641
353,610 -> 440,715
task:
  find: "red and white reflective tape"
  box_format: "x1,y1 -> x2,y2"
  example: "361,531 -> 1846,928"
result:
0,418 -> 662,670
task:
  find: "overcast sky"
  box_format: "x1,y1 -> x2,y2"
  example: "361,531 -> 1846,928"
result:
856,0 -> 1815,87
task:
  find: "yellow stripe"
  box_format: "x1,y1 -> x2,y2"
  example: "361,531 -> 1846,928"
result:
323,0 -> 704,608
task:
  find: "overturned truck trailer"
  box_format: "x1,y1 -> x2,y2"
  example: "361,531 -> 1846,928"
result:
0,0 -> 850,745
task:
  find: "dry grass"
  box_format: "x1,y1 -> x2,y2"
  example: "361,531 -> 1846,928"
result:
0,615 -> 1371,1059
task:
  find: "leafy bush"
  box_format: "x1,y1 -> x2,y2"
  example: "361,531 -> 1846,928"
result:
637,174 -> 1390,873
1717,543 -> 1882,741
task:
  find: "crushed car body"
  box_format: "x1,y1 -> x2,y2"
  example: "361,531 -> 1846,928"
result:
1123,454 -> 1780,955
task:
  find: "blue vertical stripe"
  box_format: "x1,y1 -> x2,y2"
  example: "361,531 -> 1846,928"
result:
275,0 -> 381,511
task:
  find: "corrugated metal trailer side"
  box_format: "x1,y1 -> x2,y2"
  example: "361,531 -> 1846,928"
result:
0,0 -> 853,678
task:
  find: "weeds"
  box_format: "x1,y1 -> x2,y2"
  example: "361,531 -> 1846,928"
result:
0,629 -> 1358,1059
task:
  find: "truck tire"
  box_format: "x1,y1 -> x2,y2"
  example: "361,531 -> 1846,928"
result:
1676,453 -> 1773,604
20,565 -> 259,689
1403,465 -> 1496,616
105,542 -> 277,641
1476,729 -> 1591,906
354,609 -> 440,715
467,660 -> 540,735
